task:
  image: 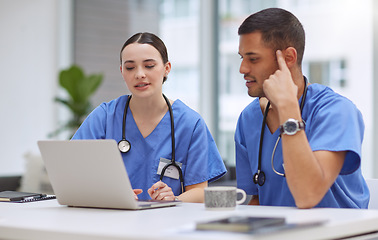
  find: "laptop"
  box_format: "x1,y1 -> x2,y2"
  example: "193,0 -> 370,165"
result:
37,140 -> 180,210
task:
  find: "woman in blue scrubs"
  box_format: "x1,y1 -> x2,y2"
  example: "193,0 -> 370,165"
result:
72,32 -> 226,202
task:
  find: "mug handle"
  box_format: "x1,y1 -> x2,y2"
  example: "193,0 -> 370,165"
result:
236,188 -> 247,205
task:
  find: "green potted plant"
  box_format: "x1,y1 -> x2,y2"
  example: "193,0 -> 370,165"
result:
49,65 -> 103,139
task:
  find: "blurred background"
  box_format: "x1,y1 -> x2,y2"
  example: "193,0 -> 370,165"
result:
1,0 -> 378,190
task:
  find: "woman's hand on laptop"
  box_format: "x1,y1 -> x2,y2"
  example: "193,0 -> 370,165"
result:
148,181 -> 175,201
133,189 -> 143,200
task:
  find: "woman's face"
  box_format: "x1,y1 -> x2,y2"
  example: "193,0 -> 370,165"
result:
120,43 -> 171,98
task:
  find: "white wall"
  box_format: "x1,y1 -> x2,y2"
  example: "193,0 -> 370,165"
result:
0,0 -> 60,175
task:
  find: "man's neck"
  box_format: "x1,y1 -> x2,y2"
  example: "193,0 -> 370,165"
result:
291,70 -> 307,100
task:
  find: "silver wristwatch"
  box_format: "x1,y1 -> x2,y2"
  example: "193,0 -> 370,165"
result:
279,118 -> 305,136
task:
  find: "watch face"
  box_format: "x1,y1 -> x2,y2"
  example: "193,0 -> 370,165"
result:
284,120 -> 298,135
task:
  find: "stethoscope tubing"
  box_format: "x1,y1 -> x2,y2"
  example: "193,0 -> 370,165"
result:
255,77 -> 308,186
159,94 -> 185,193
119,94 -> 185,193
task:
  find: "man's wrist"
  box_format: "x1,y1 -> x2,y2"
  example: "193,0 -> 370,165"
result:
280,118 -> 305,135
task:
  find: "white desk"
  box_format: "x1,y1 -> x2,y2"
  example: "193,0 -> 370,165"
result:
1,200 -> 378,240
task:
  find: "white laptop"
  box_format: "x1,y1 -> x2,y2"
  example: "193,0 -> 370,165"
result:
37,140 -> 180,210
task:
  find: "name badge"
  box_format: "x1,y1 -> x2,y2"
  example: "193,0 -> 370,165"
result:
157,158 -> 182,180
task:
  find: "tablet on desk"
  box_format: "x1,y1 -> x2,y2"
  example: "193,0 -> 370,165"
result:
38,140 -> 181,210
196,216 -> 286,233
196,215 -> 327,234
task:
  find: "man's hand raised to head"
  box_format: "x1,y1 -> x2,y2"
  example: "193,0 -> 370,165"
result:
262,50 -> 298,110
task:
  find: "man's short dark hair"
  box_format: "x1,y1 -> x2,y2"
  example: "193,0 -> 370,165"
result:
238,8 -> 305,66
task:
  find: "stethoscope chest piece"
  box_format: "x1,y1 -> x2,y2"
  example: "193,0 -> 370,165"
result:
253,171 -> 265,186
118,139 -> 131,153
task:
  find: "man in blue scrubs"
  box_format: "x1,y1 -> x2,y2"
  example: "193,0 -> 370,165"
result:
235,8 -> 369,208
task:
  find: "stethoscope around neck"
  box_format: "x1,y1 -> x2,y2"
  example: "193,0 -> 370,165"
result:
253,77 -> 308,186
118,94 -> 185,193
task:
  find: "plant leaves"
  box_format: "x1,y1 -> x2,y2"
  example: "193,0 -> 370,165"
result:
51,65 -> 103,139
59,65 -> 85,103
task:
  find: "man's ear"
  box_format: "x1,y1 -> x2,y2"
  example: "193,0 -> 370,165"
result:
282,47 -> 298,68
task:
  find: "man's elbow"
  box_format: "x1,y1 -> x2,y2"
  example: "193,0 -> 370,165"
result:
248,195 -> 260,205
294,195 -> 322,209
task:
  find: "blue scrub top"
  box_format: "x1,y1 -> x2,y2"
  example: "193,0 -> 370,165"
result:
73,95 -> 226,200
235,83 -> 369,208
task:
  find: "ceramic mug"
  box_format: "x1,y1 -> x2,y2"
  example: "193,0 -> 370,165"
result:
204,186 -> 247,210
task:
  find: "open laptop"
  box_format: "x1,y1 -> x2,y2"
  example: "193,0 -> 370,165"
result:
37,140 -> 180,210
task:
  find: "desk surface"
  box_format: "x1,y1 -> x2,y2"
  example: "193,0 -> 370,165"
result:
1,200 -> 378,240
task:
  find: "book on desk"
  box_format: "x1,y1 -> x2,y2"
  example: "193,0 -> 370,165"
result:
0,191 -> 56,203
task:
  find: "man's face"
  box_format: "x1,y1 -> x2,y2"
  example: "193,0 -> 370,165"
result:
238,32 -> 278,98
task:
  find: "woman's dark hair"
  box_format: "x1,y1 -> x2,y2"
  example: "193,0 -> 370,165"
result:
120,32 -> 169,82
238,8 -> 305,66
